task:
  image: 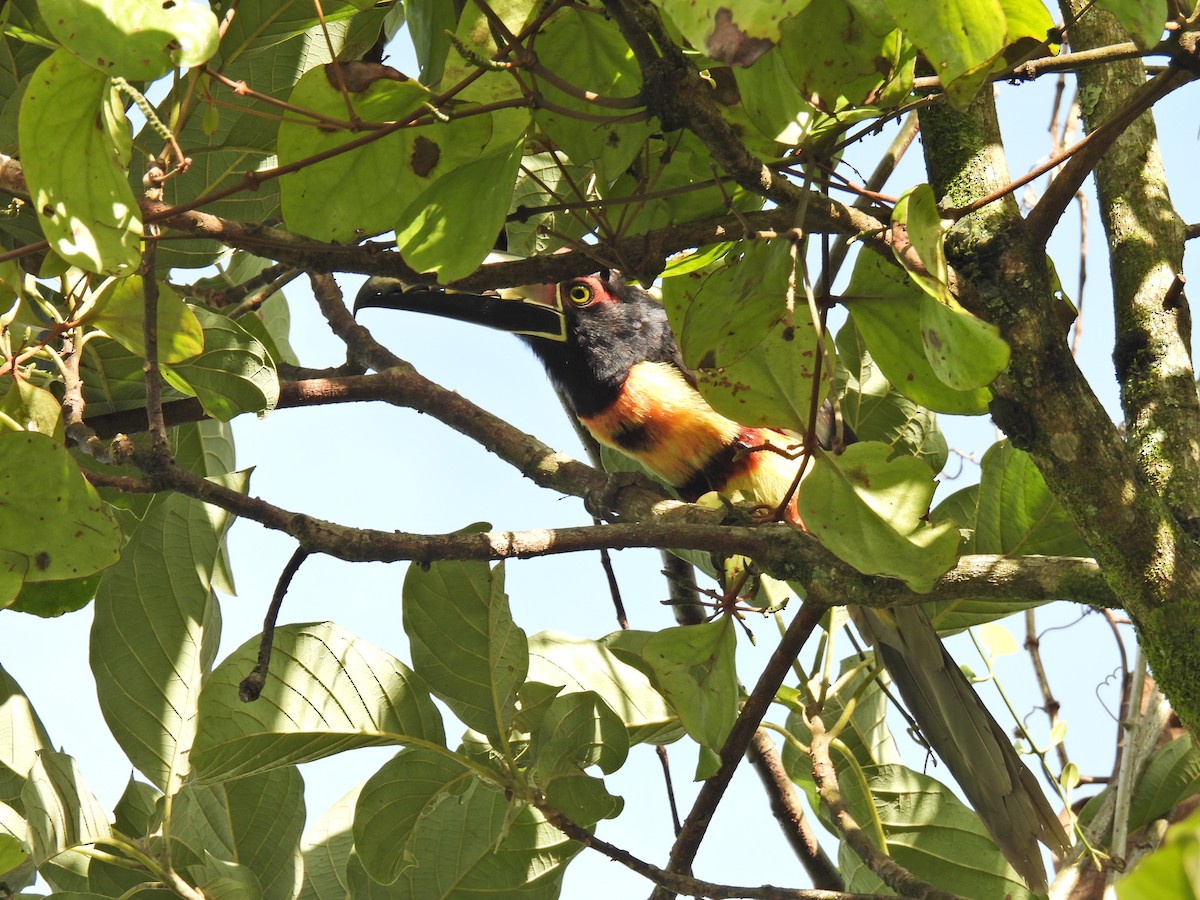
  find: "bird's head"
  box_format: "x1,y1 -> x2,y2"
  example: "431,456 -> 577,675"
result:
355,270 -> 683,416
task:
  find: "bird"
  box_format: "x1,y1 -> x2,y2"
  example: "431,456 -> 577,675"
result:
355,268 -> 1070,892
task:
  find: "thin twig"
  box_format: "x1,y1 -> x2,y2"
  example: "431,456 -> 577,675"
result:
239,546 -> 311,702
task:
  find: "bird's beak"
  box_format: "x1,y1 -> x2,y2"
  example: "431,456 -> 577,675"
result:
354,277 -> 567,342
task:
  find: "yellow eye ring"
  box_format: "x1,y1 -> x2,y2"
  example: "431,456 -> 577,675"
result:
566,283 -> 593,305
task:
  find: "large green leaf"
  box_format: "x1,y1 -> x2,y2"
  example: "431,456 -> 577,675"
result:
84,276 -> 205,363
353,748 -> 475,885
0,431 -> 122,587
153,9 -> 385,268
642,619 -> 738,762
776,0 -> 913,110
191,622 -> 445,782
18,50 -> 140,274
396,134 -> 524,282
21,750 -> 112,866
403,556 -> 528,742
1127,735 -> 1200,832
845,251 -> 994,414
883,0 -> 1006,107
0,664 -> 52,810
928,440 -> 1089,630
835,322 -> 948,474
663,239 -> 792,371
391,781 -> 580,900
278,63 -> 495,243
839,764 -> 1034,898
163,306 -> 280,421
40,0 -> 218,79
169,767 -> 305,900
1095,0 -> 1167,49
528,631 -> 682,746
90,474 -> 245,791
799,442 -> 960,592
530,7 -> 655,179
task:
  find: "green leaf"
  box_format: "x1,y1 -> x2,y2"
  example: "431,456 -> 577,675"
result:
883,0 -> 1006,107
391,780 -> 580,900
407,0 -> 457,85
300,785 -> 359,900
163,306 -> 280,421
919,292 -> 1010,391
0,831 -> 28,884
191,622 -> 445,782
1095,0 -> 1168,50
505,153 -> 595,257
528,631 -> 682,746
1128,735 -> 1200,832
835,322 -> 948,473
642,619 -> 738,754
845,252 -> 993,413
928,441 -> 1088,630
170,767 -> 304,900
198,854 -> 264,900
776,0 -> 912,110
661,0 -> 791,61
11,573 -> 103,618
0,431 -> 122,585
396,134 -> 524,283
839,764 -> 1034,898
0,663 -> 53,809
84,276 -> 205,363
531,690 -> 629,778
112,775 -> 162,838
892,184 -> 949,300
798,442 -> 960,592
663,239 -> 791,371
40,0 -> 219,78
531,7 -> 655,178
90,475 -> 245,791
1117,805 -> 1200,899
353,748 -> 474,885
403,556 -> 528,742
18,50 -> 141,274
0,376 -> 63,441
734,47 -> 817,146
278,64 -> 495,243
21,750 -> 113,866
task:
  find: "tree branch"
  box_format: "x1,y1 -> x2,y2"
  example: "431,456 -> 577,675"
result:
538,800 -> 887,899
748,728 -> 844,892
653,597 -> 832,900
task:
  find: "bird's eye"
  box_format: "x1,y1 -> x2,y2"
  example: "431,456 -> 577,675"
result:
566,283 -> 593,305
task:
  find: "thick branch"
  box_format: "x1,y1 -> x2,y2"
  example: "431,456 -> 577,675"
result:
1061,3 -> 1200,527
919,79 -> 1200,733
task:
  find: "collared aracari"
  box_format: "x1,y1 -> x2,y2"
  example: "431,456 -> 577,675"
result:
355,269 -> 1069,891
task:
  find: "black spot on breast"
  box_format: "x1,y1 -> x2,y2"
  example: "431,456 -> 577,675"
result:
612,422 -> 652,451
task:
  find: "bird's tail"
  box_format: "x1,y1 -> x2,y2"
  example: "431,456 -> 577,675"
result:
855,604 -> 1070,893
